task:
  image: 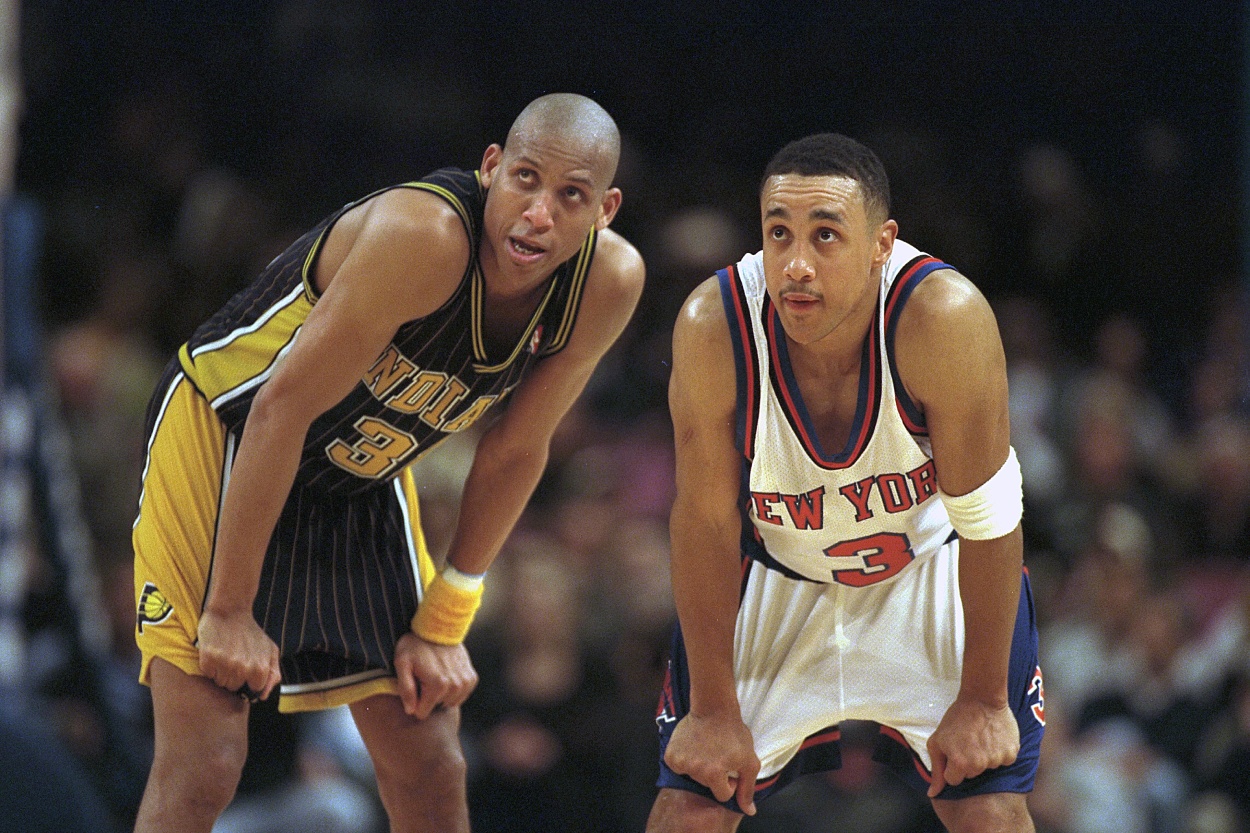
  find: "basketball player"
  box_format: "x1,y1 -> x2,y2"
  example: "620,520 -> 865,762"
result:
647,133 -> 1044,832
131,93 -> 644,833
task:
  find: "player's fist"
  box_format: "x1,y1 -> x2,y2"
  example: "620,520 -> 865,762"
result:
665,712 -> 760,815
393,633 -> 478,719
927,696 -> 1019,798
196,608 -> 282,701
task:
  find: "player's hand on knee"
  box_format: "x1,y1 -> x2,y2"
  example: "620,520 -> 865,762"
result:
926,696 -> 1020,798
196,607 -> 282,701
394,632 -> 479,719
665,713 -> 759,815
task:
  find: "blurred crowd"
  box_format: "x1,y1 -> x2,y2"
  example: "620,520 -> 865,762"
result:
2,4 -> 1248,833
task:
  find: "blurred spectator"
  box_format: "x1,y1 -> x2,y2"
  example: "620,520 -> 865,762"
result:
1046,356 -> 1183,572
461,539 -> 628,833
1186,283 -> 1249,427
1193,668 -> 1250,829
995,294 -> 1067,521
1075,591 -> 1214,775
1039,502 -> 1154,723
47,247 -> 164,548
598,514 -> 675,829
1175,415 -> 1250,561
1181,791 -> 1245,833
1046,718 -> 1189,833
0,706 -> 118,833
1087,314 -> 1177,463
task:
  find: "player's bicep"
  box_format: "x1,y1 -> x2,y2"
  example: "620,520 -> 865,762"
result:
262,294 -> 395,422
896,271 -> 1011,496
669,278 -> 740,521
262,193 -> 469,422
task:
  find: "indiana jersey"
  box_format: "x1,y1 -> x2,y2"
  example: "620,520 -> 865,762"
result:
721,240 -> 955,585
177,167 -> 596,497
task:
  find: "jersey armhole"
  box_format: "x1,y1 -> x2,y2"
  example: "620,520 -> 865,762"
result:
884,255 -> 951,437
718,265 -> 759,461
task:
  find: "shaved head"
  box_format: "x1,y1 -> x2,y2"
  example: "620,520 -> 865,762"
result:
506,93 -> 621,186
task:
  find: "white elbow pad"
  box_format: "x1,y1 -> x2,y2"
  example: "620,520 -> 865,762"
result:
939,447 -> 1023,540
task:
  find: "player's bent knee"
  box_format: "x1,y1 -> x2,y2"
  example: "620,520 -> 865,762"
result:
353,698 -> 468,811
142,739 -> 248,824
379,735 -> 467,793
646,788 -> 742,833
143,659 -> 250,821
172,763 -> 244,819
371,729 -> 467,830
932,791 -> 1034,833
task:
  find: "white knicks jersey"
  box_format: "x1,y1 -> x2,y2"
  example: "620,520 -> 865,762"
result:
719,240 -> 956,585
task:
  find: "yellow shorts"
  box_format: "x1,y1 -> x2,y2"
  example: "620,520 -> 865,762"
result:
133,365 -> 436,712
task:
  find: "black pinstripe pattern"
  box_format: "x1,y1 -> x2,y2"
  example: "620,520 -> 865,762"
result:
256,481 -> 421,679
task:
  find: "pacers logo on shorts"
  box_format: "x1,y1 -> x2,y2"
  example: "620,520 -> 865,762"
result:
137,582 -> 174,633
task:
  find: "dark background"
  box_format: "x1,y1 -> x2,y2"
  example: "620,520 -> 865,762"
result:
17,2 -> 1243,374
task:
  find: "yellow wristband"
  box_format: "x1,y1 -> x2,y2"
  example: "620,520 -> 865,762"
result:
413,572 -> 484,645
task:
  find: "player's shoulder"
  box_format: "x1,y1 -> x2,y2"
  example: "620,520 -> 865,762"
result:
571,227 -> 645,332
893,260 -> 1005,402
897,264 -> 994,341
364,186 -> 472,250
674,273 -> 731,346
588,227 -> 646,296
349,186 -> 473,280
669,272 -> 735,417
315,185 -> 471,301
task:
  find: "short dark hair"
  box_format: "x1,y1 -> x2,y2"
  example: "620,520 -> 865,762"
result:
760,133 -> 891,222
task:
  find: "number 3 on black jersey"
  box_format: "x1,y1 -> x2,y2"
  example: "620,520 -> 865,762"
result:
326,416 -> 418,478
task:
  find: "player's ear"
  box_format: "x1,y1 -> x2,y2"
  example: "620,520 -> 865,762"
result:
479,144 -> 504,187
596,187 -> 622,230
873,219 -> 898,270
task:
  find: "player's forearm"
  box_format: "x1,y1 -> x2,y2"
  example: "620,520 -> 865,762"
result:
444,431 -> 549,576
204,403 -> 306,615
956,527 -> 1023,706
670,501 -> 743,716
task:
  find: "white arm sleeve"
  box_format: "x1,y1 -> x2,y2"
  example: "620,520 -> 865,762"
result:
938,446 -> 1023,540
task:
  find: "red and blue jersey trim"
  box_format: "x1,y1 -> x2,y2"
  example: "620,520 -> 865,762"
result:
763,294 -> 881,470
719,265 -> 760,462
884,255 -> 950,436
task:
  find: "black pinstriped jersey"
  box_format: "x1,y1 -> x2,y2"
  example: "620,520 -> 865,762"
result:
177,167 -> 596,497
